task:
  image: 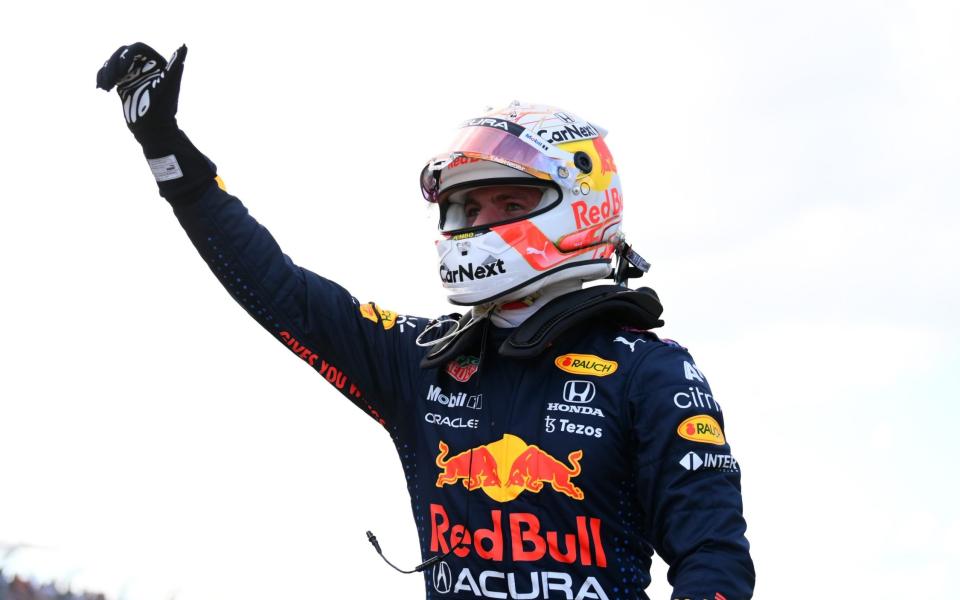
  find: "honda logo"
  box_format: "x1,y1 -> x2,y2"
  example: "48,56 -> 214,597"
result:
562,380 -> 595,404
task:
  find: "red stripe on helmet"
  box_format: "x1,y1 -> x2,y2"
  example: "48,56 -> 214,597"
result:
492,220 -> 595,271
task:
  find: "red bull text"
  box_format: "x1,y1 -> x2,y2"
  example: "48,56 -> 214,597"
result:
430,504 -> 607,567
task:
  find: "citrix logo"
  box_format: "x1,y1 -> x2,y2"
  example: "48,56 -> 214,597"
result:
440,259 -> 506,284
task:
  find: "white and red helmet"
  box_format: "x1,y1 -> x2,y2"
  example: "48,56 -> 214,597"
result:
421,102 -> 625,306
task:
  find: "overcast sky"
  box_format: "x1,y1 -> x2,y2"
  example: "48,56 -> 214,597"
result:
1,1 -> 958,598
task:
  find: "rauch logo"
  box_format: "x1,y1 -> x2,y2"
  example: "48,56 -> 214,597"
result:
677,415 -> 726,445
554,354 -> 618,377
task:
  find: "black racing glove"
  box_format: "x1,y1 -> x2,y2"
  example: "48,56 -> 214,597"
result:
97,43 -> 217,201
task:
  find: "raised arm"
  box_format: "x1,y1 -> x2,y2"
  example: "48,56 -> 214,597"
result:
96,43 -> 424,428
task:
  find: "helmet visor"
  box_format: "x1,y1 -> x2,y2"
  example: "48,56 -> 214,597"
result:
421,121 -> 579,202
438,182 -> 560,233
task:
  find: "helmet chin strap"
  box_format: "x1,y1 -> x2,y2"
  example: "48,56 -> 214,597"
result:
488,280 -> 583,329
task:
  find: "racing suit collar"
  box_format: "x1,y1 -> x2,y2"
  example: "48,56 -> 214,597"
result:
489,281 -> 583,329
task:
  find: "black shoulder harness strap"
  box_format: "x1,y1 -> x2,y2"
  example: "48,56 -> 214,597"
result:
500,285 -> 664,358
420,286 -> 664,368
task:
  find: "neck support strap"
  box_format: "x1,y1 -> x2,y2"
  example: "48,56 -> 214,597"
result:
420,285 -> 664,368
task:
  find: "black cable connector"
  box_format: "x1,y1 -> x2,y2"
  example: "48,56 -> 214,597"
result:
367,449 -> 473,576
366,529 -> 464,575
414,555 -> 443,573
366,531 -> 382,554
366,530 -> 417,574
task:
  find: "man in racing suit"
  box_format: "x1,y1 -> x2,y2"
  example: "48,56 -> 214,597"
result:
97,43 -> 755,600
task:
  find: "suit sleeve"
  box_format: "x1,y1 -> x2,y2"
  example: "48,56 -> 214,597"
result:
629,344 -> 755,599
165,180 -> 424,429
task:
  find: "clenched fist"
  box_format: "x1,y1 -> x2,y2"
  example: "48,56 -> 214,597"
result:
97,42 -> 216,199
97,43 -> 187,141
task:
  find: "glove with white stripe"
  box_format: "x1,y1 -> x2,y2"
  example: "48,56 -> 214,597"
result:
97,42 -> 217,200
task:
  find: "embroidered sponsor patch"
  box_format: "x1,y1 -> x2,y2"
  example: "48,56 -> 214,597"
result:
446,355 -> 480,382
554,354 -> 618,377
359,302 -> 398,330
677,415 -> 725,445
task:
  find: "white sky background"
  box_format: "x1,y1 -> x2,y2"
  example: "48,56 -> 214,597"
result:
1,1 -> 958,598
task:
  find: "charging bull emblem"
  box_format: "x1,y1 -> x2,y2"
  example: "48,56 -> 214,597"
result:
435,434 -> 584,502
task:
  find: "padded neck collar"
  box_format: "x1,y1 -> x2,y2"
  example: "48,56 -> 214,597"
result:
420,285 -> 664,368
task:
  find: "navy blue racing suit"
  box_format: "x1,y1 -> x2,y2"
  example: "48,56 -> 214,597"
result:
166,180 -> 754,600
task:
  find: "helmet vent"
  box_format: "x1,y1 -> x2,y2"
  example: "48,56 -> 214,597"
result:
573,151 -> 593,174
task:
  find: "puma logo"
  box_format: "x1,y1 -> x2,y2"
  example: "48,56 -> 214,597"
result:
614,336 -> 644,352
525,242 -> 549,259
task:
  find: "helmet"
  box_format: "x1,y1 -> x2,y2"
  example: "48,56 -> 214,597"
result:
420,102 -> 625,306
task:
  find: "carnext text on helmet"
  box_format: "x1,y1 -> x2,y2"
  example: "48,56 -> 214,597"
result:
440,260 -> 507,284
536,124 -> 600,144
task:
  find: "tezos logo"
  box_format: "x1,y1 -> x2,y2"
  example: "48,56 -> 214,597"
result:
677,415 -> 725,445
554,354 -> 618,377
440,259 -> 506,284
545,416 -> 603,438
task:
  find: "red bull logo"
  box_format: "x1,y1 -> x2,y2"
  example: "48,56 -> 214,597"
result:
447,155 -> 483,169
571,188 -> 622,230
430,503 -> 607,568
435,434 -> 584,501
592,136 -> 617,174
